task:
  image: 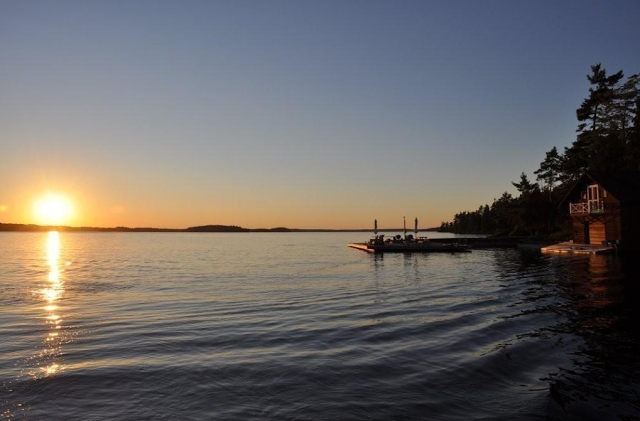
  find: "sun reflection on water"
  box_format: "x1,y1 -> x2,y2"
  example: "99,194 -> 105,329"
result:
37,231 -> 65,377
42,232 -> 63,304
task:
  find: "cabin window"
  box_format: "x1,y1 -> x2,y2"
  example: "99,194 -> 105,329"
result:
602,189 -> 607,198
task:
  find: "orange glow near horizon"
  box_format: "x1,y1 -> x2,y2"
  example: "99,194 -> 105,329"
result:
33,193 -> 75,226
0,179 -> 469,229
0,169 -> 471,229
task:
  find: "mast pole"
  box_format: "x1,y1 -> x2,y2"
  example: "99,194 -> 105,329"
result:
403,216 -> 406,240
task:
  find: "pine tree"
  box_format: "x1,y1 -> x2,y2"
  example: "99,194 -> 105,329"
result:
606,73 -> 639,137
563,64 -> 626,176
534,147 -> 562,198
576,63 -> 624,133
511,172 -> 538,196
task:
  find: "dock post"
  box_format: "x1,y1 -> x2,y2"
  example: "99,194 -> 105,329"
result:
403,216 -> 406,240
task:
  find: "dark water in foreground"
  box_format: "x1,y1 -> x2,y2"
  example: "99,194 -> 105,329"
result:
1,232 -> 639,421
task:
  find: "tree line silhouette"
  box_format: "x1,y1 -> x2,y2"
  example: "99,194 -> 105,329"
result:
440,64 -> 639,237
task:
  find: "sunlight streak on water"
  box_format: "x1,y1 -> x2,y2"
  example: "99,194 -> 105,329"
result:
36,231 -> 65,379
42,232 -> 62,303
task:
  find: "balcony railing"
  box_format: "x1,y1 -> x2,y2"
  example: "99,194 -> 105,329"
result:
569,201 -> 605,214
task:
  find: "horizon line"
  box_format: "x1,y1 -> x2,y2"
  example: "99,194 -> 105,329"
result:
0,222 -> 441,233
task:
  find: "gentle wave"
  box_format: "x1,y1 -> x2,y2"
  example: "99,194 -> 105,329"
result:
1,232 -> 639,420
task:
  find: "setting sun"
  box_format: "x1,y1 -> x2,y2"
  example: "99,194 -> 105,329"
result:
33,194 -> 74,226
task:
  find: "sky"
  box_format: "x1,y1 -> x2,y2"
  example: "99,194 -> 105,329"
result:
1,0 -> 639,229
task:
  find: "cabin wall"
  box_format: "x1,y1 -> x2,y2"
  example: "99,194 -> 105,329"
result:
572,218 -> 585,243
589,220 -> 606,245
571,216 -> 620,245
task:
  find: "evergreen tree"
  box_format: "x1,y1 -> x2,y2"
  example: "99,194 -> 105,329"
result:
559,142 -> 588,182
561,64 -> 633,177
606,73 -> 638,137
534,147 -> 562,198
511,172 -> 538,196
491,192 -> 514,234
576,63 -> 624,132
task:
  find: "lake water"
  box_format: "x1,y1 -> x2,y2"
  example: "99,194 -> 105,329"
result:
1,232 -> 639,420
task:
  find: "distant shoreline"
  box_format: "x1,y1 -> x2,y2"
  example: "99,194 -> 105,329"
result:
0,223 -> 441,233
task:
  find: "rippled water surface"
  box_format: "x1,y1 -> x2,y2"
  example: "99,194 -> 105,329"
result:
1,232 -> 639,420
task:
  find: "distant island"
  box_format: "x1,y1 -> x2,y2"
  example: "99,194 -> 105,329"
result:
0,223 -> 441,233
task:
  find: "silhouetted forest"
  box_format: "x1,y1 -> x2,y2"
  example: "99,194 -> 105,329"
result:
440,64 -> 639,237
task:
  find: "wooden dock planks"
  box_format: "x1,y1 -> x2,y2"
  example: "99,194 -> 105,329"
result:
541,241 -> 616,255
347,243 -> 375,253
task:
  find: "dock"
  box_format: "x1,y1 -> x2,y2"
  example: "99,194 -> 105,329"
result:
428,237 -> 521,248
348,243 -> 376,253
350,217 -> 537,254
541,241 -> 616,255
347,242 -> 471,253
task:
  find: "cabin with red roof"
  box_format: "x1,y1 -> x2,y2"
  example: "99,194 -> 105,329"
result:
561,172 -> 640,251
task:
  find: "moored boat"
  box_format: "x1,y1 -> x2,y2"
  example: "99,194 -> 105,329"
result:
348,218 -> 470,253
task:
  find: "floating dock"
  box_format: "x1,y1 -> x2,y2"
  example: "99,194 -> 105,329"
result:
541,241 -> 616,255
428,237 -> 520,248
347,242 -> 470,253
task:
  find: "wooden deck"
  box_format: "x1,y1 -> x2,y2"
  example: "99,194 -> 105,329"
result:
348,243 -> 376,253
541,241 -> 616,255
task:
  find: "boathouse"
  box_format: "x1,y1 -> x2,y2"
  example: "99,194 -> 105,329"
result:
560,172 -> 640,250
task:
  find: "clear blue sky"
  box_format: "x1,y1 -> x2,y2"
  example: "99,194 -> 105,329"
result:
1,0 -> 639,228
